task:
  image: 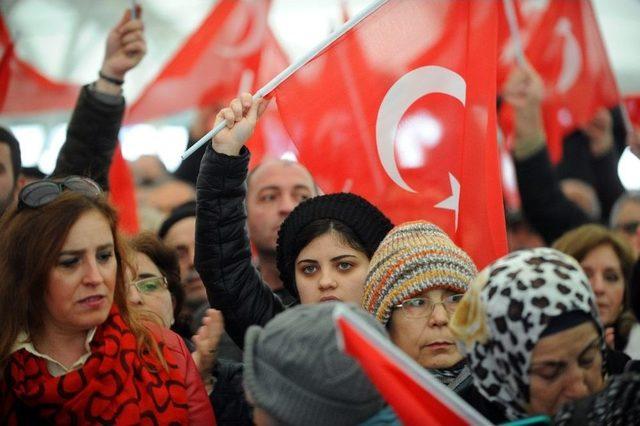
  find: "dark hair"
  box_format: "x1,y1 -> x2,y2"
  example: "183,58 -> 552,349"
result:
128,232 -> 184,320
295,218 -> 368,260
277,193 -> 394,300
0,191 -> 163,375
0,127 -> 22,183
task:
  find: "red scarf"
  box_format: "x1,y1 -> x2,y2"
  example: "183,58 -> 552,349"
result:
1,307 -> 189,424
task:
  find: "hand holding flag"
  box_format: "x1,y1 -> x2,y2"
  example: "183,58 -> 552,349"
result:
210,93 -> 269,156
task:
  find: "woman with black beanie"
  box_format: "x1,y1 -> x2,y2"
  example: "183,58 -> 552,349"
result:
194,93 -> 393,350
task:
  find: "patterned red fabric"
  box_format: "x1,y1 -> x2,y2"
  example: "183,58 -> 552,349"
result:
1,307 -> 189,425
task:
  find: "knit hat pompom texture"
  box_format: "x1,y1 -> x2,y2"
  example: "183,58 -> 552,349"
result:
276,193 -> 393,299
243,303 -> 386,426
363,221 -> 477,324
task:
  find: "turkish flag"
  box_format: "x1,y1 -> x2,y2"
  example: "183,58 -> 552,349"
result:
270,0 -> 506,269
246,31 -> 298,170
0,17 -> 79,115
499,0 -> 620,163
333,305 -> 490,426
126,0 -> 271,123
496,0 -> 550,88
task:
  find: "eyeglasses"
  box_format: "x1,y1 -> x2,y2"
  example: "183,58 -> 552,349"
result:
18,175 -> 102,210
130,276 -> 168,294
393,294 -> 464,319
615,221 -> 639,235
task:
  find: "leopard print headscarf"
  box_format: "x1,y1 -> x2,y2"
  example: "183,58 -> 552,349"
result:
450,248 -> 605,420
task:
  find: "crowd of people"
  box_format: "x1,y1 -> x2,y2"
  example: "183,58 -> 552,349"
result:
1,7 -> 640,426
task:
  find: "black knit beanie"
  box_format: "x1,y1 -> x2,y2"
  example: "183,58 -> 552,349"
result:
158,201 -> 196,239
276,193 -> 393,300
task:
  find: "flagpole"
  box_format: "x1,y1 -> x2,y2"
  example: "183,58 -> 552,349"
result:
502,0 -> 525,67
181,0 -> 389,160
131,0 -> 138,19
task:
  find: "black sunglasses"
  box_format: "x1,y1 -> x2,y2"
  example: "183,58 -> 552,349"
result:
18,175 -> 102,210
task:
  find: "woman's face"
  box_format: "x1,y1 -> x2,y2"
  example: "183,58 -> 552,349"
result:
44,210 -> 117,336
528,321 -> 604,416
388,288 -> 464,369
295,231 -> 369,304
581,244 -> 625,325
127,252 -> 174,327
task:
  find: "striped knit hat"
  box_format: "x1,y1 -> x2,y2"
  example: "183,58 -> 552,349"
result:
362,221 -> 477,325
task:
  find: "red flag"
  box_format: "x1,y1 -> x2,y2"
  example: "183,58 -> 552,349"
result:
499,0 -> 620,162
270,0 -> 506,269
333,305 -> 490,426
624,95 -> 640,128
126,0 -> 271,123
496,0 -> 550,89
108,145 -> 139,235
0,17 -> 79,115
246,31 -> 298,170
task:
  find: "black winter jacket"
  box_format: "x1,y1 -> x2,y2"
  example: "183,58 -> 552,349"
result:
195,145 -> 284,349
50,84 -> 124,190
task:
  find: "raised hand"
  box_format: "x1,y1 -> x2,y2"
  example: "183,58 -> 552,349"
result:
192,309 -> 225,384
101,6 -> 146,82
211,93 -> 269,156
503,62 -> 547,159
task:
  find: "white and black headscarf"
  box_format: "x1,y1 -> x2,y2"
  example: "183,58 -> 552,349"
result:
451,248 -> 606,420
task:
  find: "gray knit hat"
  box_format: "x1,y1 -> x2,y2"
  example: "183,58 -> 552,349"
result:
243,302 -> 386,426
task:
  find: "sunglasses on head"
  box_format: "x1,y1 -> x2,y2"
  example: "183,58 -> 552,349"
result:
18,175 -> 102,210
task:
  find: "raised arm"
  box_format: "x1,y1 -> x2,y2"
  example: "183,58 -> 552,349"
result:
195,94 -> 284,349
51,7 -> 146,189
504,63 -> 589,244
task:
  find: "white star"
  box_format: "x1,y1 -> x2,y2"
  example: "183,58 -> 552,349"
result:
434,172 -> 460,231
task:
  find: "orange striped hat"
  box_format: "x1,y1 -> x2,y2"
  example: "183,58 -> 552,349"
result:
362,221 -> 477,325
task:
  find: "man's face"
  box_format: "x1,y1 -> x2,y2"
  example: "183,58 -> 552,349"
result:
247,161 -> 315,256
162,216 -> 207,304
612,199 -> 640,255
0,144 -> 17,216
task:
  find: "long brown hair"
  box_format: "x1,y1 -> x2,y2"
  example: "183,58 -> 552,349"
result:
553,224 -> 636,349
0,192 -> 163,375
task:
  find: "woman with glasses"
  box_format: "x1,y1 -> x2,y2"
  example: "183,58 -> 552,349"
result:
128,232 -> 183,330
362,221 -> 477,395
0,177 -> 214,424
450,248 -> 607,423
553,224 -> 638,362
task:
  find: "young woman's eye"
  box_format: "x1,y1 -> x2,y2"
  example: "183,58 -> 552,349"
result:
301,265 -> 317,275
337,262 -> 353,271
58,257 -> 79,268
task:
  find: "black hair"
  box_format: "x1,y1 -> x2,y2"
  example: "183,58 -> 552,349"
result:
293,218 -> 369,264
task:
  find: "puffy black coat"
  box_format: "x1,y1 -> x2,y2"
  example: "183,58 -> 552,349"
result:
195,145 -> 285,349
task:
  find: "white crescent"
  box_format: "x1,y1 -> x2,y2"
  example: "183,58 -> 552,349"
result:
216,0 -> 268,59
555,17 -> 582,94
376,66 -> 466,193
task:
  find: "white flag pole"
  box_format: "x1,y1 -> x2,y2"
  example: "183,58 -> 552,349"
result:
502,0 -> 525,67
181,0 -> 389,160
